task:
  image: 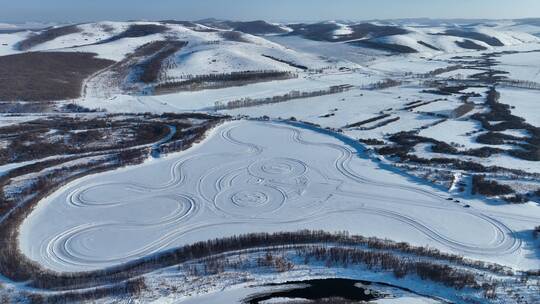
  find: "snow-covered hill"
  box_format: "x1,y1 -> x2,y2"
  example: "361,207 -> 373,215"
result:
1,19 -> 538,101
285,21 -> 539,54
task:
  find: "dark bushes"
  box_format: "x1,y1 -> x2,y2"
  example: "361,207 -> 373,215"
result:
287,23 -> 340,41
471,87 -> 540,161
156,70 -> 297,93
349,40 -> 418,54
10,230 -> 492,291
344,114 -> 390,128
476,132 -> 522,145
456,40 -> 488,51
534,226 -> 540,239
300,247 -> 479,290
368,79 -> 403,90
137,41 -> 187,83
218,31 -> 250,43
214,85 -> 352,110
0,52 -> 114,101
451,103 -> 475,118
288,22 -> 407,42
472,175 -> 514,196
0,117 -> 169,164
262,54 -> 308,70
359,138 -> 385,145
17,25 -> 81,50
98,24 -> 169,44
443,30 -> 504,47
228,20 -> 287,35
347,23 -> 408,40
417,41 -> 440,51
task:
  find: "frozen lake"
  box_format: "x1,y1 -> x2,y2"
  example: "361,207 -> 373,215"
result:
19,120 -> 535,271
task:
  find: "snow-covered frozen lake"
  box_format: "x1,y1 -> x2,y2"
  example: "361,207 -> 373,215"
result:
19,120 -> 539,271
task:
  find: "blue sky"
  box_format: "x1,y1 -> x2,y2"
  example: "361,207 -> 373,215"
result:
2,0 -> 539,23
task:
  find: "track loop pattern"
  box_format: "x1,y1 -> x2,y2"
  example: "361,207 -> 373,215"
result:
20,121 -> 523,271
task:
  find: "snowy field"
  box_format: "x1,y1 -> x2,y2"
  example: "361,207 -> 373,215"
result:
496,51 -> 540,83
2,19 -> 540,302
20,120 -> 540,272
498,87 -> 540,127
81,71 -> 378,113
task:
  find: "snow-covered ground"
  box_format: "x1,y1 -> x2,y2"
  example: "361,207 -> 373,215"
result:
19,120 -> 540,272
3,19 -> 540,303
498,87 -> 540,127
81,71 -> 377,113
0,31 -> 28,56
496,50 -> 540,83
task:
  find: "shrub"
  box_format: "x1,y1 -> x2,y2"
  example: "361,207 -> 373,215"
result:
472,175 -> 514,196
0,52 -> 113,101
533,226 -> 540,239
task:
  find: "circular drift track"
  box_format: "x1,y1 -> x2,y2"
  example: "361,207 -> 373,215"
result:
19,120 -> 524,272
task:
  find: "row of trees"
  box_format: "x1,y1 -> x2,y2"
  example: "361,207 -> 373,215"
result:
471,87 -> 540,161
156,70 -> 297,92
472,175 -> 515,197
298,246 -> 483,292
415,65 -> 464,79
24,278 -> 146,304
137,41 -> 188,84
363,78 -> 402,90
262,54 -> 308,70
214,85 -> 353,110
15,229 -> 515,292
343,114 -> 390,129
501,79 -> 540,90
183,245 -> 499,300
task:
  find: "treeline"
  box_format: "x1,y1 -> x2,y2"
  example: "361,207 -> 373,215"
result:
262,54 -> 308,70
378,131 -> 505,160
343,114 -> 390,129
97,24 -> 169,44
16,25 -> 81,51
358,116 -> 400,131
1,229 -> 525,302
0,102 -> 54,113
155,70 -> 297,93
187,245 -> 497,299
472,175 -> 514,197
7,230 -> 514,292
420,84 -> 468,96
501,79 -> 540,90
298,246 -> 485,292
363,79 -> 402,90
219,31 -> 250,43
476,131 -> 524,146
0,117 -> 170,165
214,85 -> 353,110
451,103 -> 475,118
25,278 -> 146,304
471,87 -> 540,161
416,65 -> 464,78
137,41 -> 187,84
158,120 -> 223,155
0,52 -> 114,101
